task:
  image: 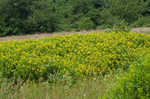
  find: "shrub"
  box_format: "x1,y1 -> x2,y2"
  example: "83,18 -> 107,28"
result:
103,53 -> 150,99
74,17 -> 95,30
0,32 -> 150,81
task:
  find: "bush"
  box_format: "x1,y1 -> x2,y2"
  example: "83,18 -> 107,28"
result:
74,17 -> 95,30
103,53 -> 150,99
103,20 -> 131,33
0,32 -> 150,82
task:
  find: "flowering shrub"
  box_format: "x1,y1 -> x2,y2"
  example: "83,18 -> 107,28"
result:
0,32 -> 150,81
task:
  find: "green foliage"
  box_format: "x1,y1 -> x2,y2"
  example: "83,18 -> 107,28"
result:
0,0 -> 34,35
1,0 -> 150,36
103,53 -> 150,99
131,16 -> 150,27
0,0 -> 63,36
0,32 -> 150,82
104,20 -> 131,32
0,76 -> 115,99
74,17 -> 95,30
104,0 -> 147,23
101,0 -> 149,28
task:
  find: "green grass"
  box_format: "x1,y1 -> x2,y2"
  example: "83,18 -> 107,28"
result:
103,54 -> 150,99
0,72 -> 118,99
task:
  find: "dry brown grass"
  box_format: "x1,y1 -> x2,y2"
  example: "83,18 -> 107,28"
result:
130,27 -> 150,33
0,30 -> 104,41
0,27 -> 150,41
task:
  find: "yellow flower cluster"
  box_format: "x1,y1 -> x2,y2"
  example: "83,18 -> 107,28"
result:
0,32 -> 150,80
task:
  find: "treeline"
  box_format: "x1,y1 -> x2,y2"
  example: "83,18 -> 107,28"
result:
0,0 -> 150,36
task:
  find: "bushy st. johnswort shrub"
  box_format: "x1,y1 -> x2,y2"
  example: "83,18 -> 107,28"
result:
0,32 -> 150,82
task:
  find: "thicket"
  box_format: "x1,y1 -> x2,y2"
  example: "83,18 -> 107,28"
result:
0,0 -> 150,36
0,32 -> 150,82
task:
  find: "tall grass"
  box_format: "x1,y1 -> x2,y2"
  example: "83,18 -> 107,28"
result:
0,72 -> 119,99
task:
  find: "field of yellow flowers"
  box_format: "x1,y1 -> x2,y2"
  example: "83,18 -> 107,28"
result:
0,32 -> 150,82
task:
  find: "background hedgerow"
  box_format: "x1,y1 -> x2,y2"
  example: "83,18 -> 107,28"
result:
0,32 -> 150,82
0,0 -> 150,36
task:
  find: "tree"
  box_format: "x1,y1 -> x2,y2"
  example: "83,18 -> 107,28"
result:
101,0 -> 147,26
0,0 -> 35,35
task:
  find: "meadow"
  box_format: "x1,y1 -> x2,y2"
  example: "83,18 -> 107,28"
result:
0,31 -> 150,98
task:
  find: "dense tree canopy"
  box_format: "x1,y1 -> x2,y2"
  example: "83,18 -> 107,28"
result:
0,0 -> 150,36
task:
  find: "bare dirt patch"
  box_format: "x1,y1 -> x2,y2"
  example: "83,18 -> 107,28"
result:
130,27 -> 150,33
0,30 -> 104,41
0,27 -> 150,41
